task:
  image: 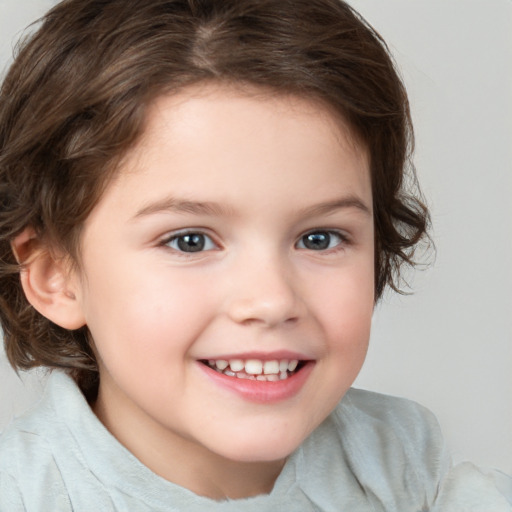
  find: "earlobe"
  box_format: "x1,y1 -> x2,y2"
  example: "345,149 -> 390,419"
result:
12,229 -> 86,330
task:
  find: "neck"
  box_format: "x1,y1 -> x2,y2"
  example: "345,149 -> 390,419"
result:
172,448 -> 286,500
93,389 -> 286,500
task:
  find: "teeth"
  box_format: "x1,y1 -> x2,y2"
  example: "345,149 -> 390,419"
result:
288,360 -> 298,372
237,373 -> 256,380
229,359 -> 244,372
263,360 -> 280,374
245,359 -> 263,375
207,358 -> 303,379
215,360 -> 229,370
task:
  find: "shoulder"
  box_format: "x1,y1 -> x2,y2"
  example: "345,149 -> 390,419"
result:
336,388 -> 449,478
339,387 -> 443,441
0,372 -> 71,471
433,462 -> 512,511
0,373 -> 76,511
0,392 -> 55,476
0,471 -> 25,511
0,371 -> 160,511
296,388 -> 450,510
0,424 -> 71,511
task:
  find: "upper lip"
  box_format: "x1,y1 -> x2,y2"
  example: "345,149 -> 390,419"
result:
197,350 -> 313,361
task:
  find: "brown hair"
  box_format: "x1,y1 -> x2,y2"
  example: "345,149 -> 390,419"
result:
0,0 -> 429,394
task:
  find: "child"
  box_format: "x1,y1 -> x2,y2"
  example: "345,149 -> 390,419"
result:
0,0 -> 510,510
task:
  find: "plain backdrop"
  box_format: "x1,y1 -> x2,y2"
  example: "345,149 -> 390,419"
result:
1,0 -> 511,474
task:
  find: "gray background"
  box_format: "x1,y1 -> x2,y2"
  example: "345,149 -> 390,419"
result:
1,0 -> 511,473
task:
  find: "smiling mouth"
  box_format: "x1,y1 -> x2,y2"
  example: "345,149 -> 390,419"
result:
200,358 -> 307,382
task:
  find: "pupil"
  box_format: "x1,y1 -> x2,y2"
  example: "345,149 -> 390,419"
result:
177,234 -> 204,252
304,232 -> 330,250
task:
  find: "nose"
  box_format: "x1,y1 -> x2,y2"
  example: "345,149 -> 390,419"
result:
225,252 -> 303,328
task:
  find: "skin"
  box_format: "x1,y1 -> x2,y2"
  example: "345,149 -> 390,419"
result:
67,84 -> 375,499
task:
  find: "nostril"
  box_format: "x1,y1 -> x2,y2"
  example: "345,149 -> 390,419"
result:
238,315 -> 298,328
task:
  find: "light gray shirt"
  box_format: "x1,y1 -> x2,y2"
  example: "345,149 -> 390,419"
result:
0,371 -> 510,511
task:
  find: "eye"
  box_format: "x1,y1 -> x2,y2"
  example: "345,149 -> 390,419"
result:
296,230 -> 345,251
164,232 -> 217,253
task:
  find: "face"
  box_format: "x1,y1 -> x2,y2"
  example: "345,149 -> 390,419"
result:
72,84 -> 374,489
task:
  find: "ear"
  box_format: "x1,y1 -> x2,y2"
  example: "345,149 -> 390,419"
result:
11,228 -> 86,330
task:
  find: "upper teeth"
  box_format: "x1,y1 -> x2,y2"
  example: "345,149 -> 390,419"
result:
208,358 -> 299,376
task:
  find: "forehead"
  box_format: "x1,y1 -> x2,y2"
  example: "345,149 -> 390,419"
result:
93,83 -> 371,220
149,83 -> 365,149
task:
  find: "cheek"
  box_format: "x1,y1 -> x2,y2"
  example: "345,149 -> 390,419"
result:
81,264 -> 218,365
310,262 -> 374,351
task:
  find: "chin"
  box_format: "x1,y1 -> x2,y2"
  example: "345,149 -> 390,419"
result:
207,429 -> 306,464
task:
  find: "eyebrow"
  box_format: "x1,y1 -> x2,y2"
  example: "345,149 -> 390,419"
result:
132,194 -> 371,220
133,197 -> 235,219
298,196 -> 372,217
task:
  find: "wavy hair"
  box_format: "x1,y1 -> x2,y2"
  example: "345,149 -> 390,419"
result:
0,0 -> 429,395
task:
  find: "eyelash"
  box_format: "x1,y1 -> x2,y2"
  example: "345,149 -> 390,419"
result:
160,230 -> 218,254
159,229 -> 350,255
295,230 -> 349,252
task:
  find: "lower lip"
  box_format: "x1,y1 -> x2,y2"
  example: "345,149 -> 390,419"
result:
198,361 -> 314,403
